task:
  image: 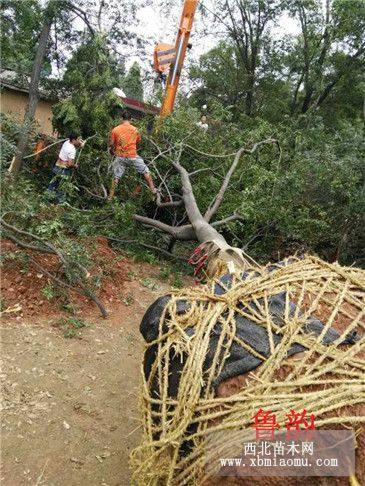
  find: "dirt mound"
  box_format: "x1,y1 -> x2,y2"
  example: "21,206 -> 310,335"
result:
1,239 -> 62,318
0,237 -> 148,319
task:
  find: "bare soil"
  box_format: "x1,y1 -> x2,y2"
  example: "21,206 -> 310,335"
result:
0,238 -> 192,485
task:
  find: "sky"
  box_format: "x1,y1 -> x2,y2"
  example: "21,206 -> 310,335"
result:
129,0 -> 304,98
133,1 -> 302,70
53,0 -> 326,98
133,2 -> 214,67
68,0 -> 304,67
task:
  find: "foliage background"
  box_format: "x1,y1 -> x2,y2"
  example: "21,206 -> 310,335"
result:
1,0 -> 364,270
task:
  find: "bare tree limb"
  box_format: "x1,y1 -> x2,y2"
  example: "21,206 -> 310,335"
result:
133,214 -> 180,237
185,144 -> 238,159
79,184 -> 107,200
97,0 -> 105,31
1,218 -> 56,251
3,232 -> 55,254
172,155 -> 227,245
173,154 -> 258,267
66,2 -> 95,36
96,162 -> 108,199
204,139 -> 278,222
211,213 -> 245,228
23,138 -> 67,160
106,237 -> 187,262
1,218 -> 90,276
133,215 -> 195,241
188,167 -> 212,176
155,191 -> 183,208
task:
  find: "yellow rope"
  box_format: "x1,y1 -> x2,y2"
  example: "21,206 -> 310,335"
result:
349,475 -> 360,486
130,255 -> 365,485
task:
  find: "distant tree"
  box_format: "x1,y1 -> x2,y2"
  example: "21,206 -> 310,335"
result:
287,0 -> 365,115
0,0 -> 44,75
207,0 -> 286,117
190,42 -> 244,118
122,62 -> 144,101
52,35 -> 125,138
9,0 -> 61,175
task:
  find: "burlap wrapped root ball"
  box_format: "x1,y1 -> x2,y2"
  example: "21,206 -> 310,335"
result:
130,256 -> 365,486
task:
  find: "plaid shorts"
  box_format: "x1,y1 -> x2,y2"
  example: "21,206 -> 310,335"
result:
112,156 -> 149,179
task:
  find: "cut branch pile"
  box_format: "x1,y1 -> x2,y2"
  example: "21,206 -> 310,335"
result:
0,218 -> 108,317
130,256 -> 365,485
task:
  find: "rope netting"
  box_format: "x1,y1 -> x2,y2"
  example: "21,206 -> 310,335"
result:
130,256 -> 365,485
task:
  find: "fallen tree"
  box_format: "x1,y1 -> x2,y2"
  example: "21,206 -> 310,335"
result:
134,139 -> 279,270
130,140 -> 365,485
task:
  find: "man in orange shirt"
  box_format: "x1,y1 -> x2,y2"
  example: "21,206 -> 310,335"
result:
108,110 -> 156,201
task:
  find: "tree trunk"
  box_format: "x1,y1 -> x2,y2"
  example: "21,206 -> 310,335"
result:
134,140 -> 278,271
245,87 -> 253,116
9,1 -> 56,175
173,160 -> 227,245
245,46 -> 258,117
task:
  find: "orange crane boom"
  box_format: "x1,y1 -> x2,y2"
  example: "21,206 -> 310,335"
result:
158,0 -> 198,118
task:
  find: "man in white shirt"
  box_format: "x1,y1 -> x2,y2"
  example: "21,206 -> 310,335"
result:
196,115 -> 209,132
47,133 -> 84,203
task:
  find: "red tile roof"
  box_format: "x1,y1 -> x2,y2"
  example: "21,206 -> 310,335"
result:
119,96 -> 160,115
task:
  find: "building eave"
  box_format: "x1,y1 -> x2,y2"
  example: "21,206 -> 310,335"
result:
0,82 -> 57,102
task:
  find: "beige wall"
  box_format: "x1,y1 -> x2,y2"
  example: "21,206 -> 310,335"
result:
1,87 -> 54,135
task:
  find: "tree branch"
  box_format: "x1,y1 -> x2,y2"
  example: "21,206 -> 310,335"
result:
133,214 -> 181,238
211,213 -> 244,228
155,191 -> 183,208
23,138 -> 67,160
66,2 -> 95,36
106,237 -> 187,262
1,218 -> 107,317
133,139 -> 278,254
204,139 -> 278,222
3,232 -> 55,254
79,184 -> 107,200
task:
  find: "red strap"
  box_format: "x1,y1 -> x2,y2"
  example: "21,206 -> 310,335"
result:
188,246 -> 208,281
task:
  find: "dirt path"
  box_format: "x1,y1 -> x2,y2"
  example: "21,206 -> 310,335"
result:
1,275 -> 172,486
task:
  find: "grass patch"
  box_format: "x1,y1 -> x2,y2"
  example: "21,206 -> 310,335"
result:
52,316 -> 88,338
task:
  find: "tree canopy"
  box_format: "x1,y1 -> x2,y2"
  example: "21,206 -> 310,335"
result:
123,62 -> 144,101
1,0 -> 364,270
